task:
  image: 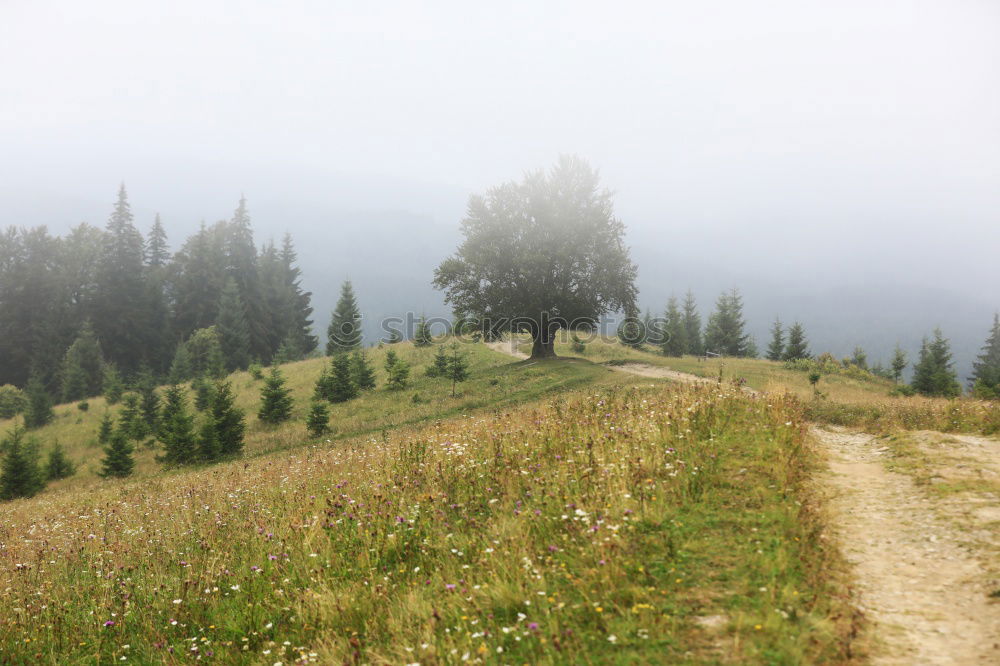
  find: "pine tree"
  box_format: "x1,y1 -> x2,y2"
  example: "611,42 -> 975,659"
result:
117,393 -> 147,441
146,213 -> 170,268
446,344 -> 470,397
258,368 -> 294,424
661,297 -> 687,356
158,385 -> 197,465
0,425 -> 44,500
911,329 -> 960,397
326,281 -> 363,354
278,234 -> 318,355
384,349 -> 411,390
61,321 -> 104,401
682,290 -> 703,355
766,318 -> 785,361
100,431 -> 135,478
703,288 -> 750,357
103,364 -> 125,404
328,354 -> 358,403
426,345 -> 450,378
217,276 -> 251,371
970,313 -> 1000,398
98,412 -> 114,444
306,401 -> 330,437
45,442 -> 75,481
414,315 -> 433,347
168,342 -> 194,384
350,351 -> 376,391
782,323 -> 810,361
23,375 -> 54,429
209,382 -> 246,458
890,345 -> 908,383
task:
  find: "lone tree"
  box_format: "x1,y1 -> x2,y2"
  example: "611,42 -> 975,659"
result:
100,431 -> 135,478
433,156 -> 637,359
45,442 -> 75,481
890,345 -> 908,383
766,318 -> 785,361
445,344 -> 470,397
158,385 -> 197,465
258,368 -> 294,424
782,322 -> 810,361
306,401 -> 330,437
911,329 -> 961,397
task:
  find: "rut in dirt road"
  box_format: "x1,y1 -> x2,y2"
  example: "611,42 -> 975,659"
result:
813,427 -> 1000,665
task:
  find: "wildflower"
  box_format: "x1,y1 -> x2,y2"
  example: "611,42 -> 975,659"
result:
104,620 -> 116,627
607,634 -> 617,643
172,599 -> 182,604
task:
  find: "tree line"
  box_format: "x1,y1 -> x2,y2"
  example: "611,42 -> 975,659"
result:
0,185 -> 317,398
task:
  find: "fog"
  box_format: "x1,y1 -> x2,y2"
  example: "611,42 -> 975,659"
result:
2,0 -> 998,376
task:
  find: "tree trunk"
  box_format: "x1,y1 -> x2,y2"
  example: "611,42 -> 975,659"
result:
530,327 -> 557,359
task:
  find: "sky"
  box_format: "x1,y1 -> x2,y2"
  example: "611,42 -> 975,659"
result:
1,0 -> 998,369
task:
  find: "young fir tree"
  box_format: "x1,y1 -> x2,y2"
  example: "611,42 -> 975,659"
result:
100,431 -> 135,478
350,350 -> 376,391
426,345 -> 450,378
168,342 -> 194,384
217,276 -> 252,371
890,345 -> 908,383
306,401 -> 330,437
682,290 -> 703,356
313,362 -> 333,402
61,321 -> 104,401
117,393 -> 148,441
414,315 -> 434,347
192,376 -> 215,411
209,382 -> 246,458
326,280 -> 363,355
196,418 -> 220,462
446,344 -> 471,397
911,329 -> 961,397
45,442 -> 75,481
23,375 -> 54,429
782,322 -> 810,361
703,288 -> 750,357
186,327 -> 226,379
258,368 -> 294,424
135,370 -> 161,436
0,425 -> 44,500
98,412 -> 114,445
661,297 -> 687,357
849,347 -> 869,370
765,317 -> 785,361
970,313 -> 1000,398
384,349 -> 410,390
103,364 -> 125,404
158,385 -> 197,465
328,353 -> 358,403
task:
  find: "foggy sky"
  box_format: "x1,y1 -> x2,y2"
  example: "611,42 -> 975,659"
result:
2,1 -> 998,365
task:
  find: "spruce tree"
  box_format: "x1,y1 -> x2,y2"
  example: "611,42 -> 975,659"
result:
192,376 -> 215,411
196,418 -> 220,462
766,317 -> 785,361
446,344 -> 470,397
186,327 -> 226,379
384,349 -> 411,390
426,345 -> 450,378
100,431 -> 135,478
103,364 -> 125,404
135,370 -> 161,436
970,313 -> 1000,398
61,321 -> 104,401
661,297 -> 687,356
224,197 -> 273,361
782,323 -> 810,361
217,276 -> 252,371
328,354 -> 358,403
146,213 -> 170,268
118,393 -> 149,441
278,234 -> 318,355
0,385 -> 26,420
23,375 -> 54,429
0,425 -> 44,500
258,368 -> 294,424
158,385 -> 197,465
326,281 -> 363,354
414,315 -> 433,347
890,345 -> 908,383
306,401 -> 330,437
209,382 -> 246,458
911,329 -> 960,397
682,290 -> 703,355
703,288 -> 750,357
98,412 -> 114,445
168,342 -> 194,384
350,350 -> 376,391
45,442 -> 75,481
313,362 -> 334,402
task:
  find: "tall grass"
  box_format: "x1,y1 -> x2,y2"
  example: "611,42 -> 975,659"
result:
0,382 -> 857,664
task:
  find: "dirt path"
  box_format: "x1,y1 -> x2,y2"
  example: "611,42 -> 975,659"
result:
813,426 -> 1000,664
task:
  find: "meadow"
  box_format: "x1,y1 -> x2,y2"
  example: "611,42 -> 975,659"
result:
0,376 -> 858,664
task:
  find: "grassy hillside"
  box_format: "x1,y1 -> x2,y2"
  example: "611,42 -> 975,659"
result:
0,342 -> 622,493
0,379 -> 857,664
